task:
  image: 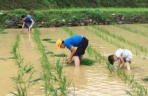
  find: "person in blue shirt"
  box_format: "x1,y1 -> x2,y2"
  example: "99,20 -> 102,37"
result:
56,35 -> 89,66
21,15 -> 35,34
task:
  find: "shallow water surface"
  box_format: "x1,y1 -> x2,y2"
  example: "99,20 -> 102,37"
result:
1,25 -> 148,96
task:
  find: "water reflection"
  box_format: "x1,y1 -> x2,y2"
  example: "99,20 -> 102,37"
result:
20,33 -> 33,49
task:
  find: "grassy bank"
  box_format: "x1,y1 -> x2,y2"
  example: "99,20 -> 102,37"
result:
1,8 -> 148,27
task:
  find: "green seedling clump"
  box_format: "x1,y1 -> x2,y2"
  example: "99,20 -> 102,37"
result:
42,38 -> 56,43
80,58 -> 95,66
54,53 -> 67,57
46,51 -> 54,55
48,40 -> 56,43
42,38 -> 51,41
143,76 -> 148,81
0,31 -> 7,34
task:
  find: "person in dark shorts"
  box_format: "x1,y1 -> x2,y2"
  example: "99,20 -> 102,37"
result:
21,15 -> 35,34
56,35 -> 89,66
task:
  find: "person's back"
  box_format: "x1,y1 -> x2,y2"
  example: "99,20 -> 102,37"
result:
115,49 -> 132,61
64,35 -> 83,49
24,16 -> 34,24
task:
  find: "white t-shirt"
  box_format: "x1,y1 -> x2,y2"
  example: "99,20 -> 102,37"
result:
115,49 -> 133,62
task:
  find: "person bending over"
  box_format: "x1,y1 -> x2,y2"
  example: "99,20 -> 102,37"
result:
21,15 -> 35,34
56,35 -> 89,67
108,48 -> 133,70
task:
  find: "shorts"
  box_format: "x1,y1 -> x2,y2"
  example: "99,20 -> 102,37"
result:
28,22 -> 35,30
73,37 -> 88,56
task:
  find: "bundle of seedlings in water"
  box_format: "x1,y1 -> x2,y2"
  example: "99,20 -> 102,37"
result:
80,58 -> 95,66
143,76 -> 148,81
42,38 -> 51,41
42,38 -> 56,43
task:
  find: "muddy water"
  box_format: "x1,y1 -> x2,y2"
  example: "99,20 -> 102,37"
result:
69,26 -> 148,88
1,26 -> 148,96
0,29 -> 43,96
40,27 -> 133,96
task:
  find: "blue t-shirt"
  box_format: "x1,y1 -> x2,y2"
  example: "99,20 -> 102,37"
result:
64,35 -> 83,49
24,16 -> 34,24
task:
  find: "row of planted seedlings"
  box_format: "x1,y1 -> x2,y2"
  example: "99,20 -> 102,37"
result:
112,24 -> 148,37
85,26 -> 146,59
33,27 -> 71,96
85,26 -> 148,96
91,25 -> 148,54
85,26 -> 125,50
10,34 -> 40,96
138,24 -> 148,29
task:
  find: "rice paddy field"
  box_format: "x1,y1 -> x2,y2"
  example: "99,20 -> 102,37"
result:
1,24 -> 148,96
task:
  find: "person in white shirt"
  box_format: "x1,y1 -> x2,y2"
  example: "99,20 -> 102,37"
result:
108,49 -> 133,70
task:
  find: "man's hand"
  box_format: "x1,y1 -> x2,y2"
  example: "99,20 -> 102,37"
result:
67,60 -> 72,64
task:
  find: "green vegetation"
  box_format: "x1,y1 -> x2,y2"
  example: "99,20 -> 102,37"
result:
91,25 -> 148,53
0,27 -> 6,34
1,0 -> 148,10
1,8 -> 148,26
42,38 -> 56,43
113,24 -> 148,37
10,34 -> 40,96
143,76 -> 148,81
85,25 -> 148,96
33,27 -> 71,95
80,58 -> 96,66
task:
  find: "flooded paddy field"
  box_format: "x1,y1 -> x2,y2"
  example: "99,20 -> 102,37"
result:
1,24 -> 148,96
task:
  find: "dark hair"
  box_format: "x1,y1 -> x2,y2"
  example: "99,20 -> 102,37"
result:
21,15 -> 26,18
62,40 -> 64,44
108,55 -> 114,65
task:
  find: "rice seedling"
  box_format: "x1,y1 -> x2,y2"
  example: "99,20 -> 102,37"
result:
10,34 -> 40,96
46,51 -> 54,55
33,27 -> 72,95
0,57 -> 7,61
42,38 -> 51,41
42,38 -> 56,43
86,26 -> 123,48
91,25 -> 148,53
0,31 -> 7,34
113,24 -> 147,37
48,40 -> 56,43
143,76 -> 148,81
80,58 -> 95,66
125,90 -> 132,96
62,26 -> 76,36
